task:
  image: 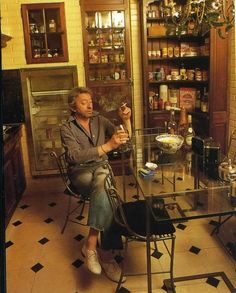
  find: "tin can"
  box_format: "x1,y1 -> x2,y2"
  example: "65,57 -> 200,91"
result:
187,69 -> 195,80
167,47 -> 174,58
195,68 -> 202,81
162,47 -> 167,58
202,70 -> 208,81
174,46 -> 180,57
156,50 -> 161,58
148,72 -> 154,81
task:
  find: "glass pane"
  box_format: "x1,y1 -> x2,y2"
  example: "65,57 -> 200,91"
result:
28,10 -> 44,33
86,12 -> 96,28
111,11 -> 124,27
29,89 -> 70,171
45,8 -> 61,32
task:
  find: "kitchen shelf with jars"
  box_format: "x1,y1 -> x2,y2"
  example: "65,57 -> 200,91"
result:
140,0 -> 213,138
80,0 -> 132,122
21,3 -> 68,64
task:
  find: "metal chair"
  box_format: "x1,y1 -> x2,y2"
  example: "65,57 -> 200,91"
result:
104,173 -> 176,293
50,151 -> 89,234
227,129 -> 236,164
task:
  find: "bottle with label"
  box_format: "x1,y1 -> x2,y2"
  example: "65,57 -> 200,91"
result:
49,19 -> 56,32
160,67 -> 166,81
178,106 -> 188,136
180,63 -> 187,80
201,87 -> 209,112
167,110 -> 177,134
195,90 -> 201,112
153,93 -> 159,110
184,114 -> 195,149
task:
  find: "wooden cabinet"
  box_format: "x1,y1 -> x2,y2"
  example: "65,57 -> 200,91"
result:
4,126 -> 26,225
80,0 -> 132,124
140,0 -> 228,152
21,3 -> 68,64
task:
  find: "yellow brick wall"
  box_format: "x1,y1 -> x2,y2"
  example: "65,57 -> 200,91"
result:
1,0 -> 85,86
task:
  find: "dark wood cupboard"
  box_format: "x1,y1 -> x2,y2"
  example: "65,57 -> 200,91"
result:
4,126 -> 26,226
140,0 -> 229,152
80,0 -> 133,125
21,3 -> 69,64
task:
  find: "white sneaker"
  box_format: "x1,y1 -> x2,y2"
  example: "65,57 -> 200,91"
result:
101,259 -> 126,283
81,246 -> 102,275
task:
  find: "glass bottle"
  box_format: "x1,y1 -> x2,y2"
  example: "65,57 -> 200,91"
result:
167,110 -> 177,134
184,114 -> 195,149
195,90 -> 201,112
201,87 -> 209,113
49,19 -> 56,32
178,106 -> 188,136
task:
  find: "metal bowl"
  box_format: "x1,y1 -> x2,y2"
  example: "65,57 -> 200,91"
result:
155,134 -> 184,154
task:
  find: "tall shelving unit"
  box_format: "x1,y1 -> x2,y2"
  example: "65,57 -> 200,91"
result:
140,0 -> 229,152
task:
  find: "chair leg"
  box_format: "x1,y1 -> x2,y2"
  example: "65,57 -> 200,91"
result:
61,195 -> 72,234
115,238 -> 128,293
169,236 -> 176,293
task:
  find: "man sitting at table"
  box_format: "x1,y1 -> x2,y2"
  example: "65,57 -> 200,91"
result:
60,86 -> 131,283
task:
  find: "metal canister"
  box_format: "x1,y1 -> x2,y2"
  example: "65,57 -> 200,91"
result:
174,47 -> 180,58
195,68 -> 202,81
187,69 -> 195,80
167,47 -> 174,58
162,47 -> 167,58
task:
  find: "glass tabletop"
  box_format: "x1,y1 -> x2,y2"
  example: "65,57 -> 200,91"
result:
119,127 -> 236,221
144,185 -> 236,223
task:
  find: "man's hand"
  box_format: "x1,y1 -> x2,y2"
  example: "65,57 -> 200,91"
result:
118,103 -> 131,121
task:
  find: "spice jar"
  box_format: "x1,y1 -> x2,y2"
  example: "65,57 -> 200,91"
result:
49,19 -> 56,32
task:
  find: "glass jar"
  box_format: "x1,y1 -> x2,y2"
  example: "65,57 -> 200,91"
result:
49,19 -> 56,32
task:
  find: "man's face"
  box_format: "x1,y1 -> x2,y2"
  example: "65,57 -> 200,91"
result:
74,93 -> 93,118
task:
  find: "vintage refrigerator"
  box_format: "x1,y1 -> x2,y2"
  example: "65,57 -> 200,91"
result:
21,66 -> 78,176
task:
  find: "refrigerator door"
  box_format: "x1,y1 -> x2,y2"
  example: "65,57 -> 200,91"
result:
21,66 -> 78,176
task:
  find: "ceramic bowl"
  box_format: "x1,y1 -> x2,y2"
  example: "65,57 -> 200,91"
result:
155,134 -> 184,154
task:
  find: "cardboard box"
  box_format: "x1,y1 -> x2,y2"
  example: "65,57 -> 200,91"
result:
148,25 -> 166,36
179,87 -> 196,111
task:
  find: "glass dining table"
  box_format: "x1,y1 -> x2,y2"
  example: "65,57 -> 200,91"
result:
117,127 -> 236,293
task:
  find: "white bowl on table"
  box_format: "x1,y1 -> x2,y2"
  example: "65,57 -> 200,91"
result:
155,134 -> 184,154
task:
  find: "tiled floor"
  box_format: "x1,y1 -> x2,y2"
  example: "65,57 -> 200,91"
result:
5,174 -> 236,293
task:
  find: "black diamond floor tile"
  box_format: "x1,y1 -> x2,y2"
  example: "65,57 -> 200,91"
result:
72,259 -> 84,268
128,182 -> 135,187
12,220 -> 22,227
74,234 -> 84,241
19,204 -> 30,209
132,194 -> 139,200
38,237 -> 49,245
177,177 -> 183,181
31,263 -> 44,273
118,287 -> 130,293
5,241 -> 14,248
176,223 -> 187,230
206,276 -> 220,288
189,246 -> 201,255
48,202 -> 57,207
152,249 -> 163,259
44,218 -> 53,224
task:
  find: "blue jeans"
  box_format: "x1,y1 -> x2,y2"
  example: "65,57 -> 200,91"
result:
69,161 -> 123,250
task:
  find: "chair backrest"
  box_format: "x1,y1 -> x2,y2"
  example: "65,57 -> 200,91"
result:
104,173 -> 147,240
227,129 -> 236,164
50,151 -> 80,197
